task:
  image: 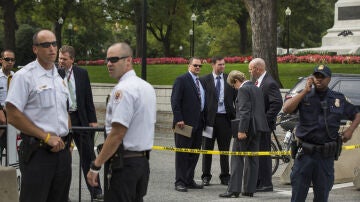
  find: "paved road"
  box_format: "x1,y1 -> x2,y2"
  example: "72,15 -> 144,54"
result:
69,132 -> 360,202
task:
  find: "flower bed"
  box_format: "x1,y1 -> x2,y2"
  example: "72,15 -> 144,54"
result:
77,55 -> 360,66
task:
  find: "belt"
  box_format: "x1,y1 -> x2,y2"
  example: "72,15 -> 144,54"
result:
216,113 -> 227,117
21,133 -> 70,149
69,110 -> 77,114
123,150 -> 148,158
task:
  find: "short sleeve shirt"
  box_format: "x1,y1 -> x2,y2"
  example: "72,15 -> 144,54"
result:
5,60 -> 70,136
105,70 -> 156,151
0,69 -> 14,106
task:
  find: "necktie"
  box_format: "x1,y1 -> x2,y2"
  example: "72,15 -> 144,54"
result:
195,78 -> 201,100
67,71 -> 77,109
255,80 -> 259,86
216,76 -> 221,101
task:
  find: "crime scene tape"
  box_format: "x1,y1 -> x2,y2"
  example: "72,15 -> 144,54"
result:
152,144 -> 360,156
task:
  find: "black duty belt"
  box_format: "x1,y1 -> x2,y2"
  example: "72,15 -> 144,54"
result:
20,133 -> 70,149
123,150 -> 148,158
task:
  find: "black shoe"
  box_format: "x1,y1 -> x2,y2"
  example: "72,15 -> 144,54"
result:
256,186 -> 273,192
220,178 -> 229,185
93,193 -> 104,201
202,177 -> 210,186
187,182 -> 204,189
242,192 -> 254,197
175,184 -> 188,192
219,191 -> 240,198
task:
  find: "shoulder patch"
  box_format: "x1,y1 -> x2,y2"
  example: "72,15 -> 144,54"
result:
113,90 -> 123,103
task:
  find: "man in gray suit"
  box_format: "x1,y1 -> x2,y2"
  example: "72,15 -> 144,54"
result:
219,70 -> 269,198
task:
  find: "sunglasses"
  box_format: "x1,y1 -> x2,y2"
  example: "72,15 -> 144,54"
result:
3,58 -> 16,62
192,64 -> 202,68
106,56 -> 129,63
34,41 -> 58,48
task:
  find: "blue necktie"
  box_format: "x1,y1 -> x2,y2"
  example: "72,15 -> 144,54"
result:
196,78 -> 201,100
216,76 -> 221,101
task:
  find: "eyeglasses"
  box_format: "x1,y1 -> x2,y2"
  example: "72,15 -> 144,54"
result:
192,64 -> 202,68
3,58 -> 16,62
34,41 -> 57,48
106,56 -> 129,63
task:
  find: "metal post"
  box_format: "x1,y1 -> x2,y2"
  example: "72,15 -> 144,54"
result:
285,7 -> 291,55
141,0 -> 147,80
192,20 -> 195,57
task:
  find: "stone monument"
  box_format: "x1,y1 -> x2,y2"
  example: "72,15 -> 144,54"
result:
297,0 -> 360,55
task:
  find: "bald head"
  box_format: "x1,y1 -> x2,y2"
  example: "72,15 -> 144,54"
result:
248,58 -> 266,80
108,42 -> 133,57
106,42 -> 133,80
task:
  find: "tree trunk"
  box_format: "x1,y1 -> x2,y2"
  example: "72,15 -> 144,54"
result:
134,0 -> 143,58
1,0 -> 16,50
243,0 -> 283,87
237,15 -> 248,55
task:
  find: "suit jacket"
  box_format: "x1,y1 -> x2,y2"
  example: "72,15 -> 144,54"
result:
236,81 -> 269,135
171,72 -> 205,130
260,73 -> 283,130
200,73 -> 236,126
58,66 -> 97,126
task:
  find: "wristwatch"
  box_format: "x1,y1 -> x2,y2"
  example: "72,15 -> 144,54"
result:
90,161 -> 101,171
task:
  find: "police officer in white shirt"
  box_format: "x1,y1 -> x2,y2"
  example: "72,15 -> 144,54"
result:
0,49 -> 15,153
87,42 -> 156,201
5,30 -> 71,202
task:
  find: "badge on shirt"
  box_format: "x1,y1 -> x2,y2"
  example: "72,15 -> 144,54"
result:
114,90 -> 123,103
334,99 -> 340,107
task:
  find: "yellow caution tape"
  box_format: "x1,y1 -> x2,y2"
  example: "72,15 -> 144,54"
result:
152,144 -> 360,156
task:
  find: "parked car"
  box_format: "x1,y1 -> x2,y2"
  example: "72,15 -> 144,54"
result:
280,73 -> 360,130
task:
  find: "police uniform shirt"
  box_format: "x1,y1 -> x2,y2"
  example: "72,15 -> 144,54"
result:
0,69 -> 14,106
296,88 -> 359,144
105,70 -> 156,151
5,60 -> 69,137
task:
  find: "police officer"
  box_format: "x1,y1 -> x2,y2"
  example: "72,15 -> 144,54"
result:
283,65 -> 360,202
6,30 -> 71,202
0,49 -> 15,154
87,42 -> 156,201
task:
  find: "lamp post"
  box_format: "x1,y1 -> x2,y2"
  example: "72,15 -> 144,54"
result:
179,45 -> 183,57
189,29 -> 193,57
68,23 -> 73,46
191,13 -> 197,57
285,7 -> 291,54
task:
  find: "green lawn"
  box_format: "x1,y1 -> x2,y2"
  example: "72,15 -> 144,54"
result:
83,63 -> 360,89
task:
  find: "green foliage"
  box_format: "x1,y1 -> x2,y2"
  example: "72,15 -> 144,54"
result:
15,24 -> 37,66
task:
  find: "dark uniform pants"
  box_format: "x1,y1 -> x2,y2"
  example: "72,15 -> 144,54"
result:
291,152 -> 334,202
20,145 -> 72,202
105,156 -> 149,202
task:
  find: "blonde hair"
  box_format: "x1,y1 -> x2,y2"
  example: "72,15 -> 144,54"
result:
227,70 -> 246,86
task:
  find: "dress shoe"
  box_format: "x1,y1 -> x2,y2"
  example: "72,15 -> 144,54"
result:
93,193 -> 104,201
202,177 -> 210,186
187,182 -> 204,189
256,186 -> 273,192
219,191 -> 240,198
242,192 -> 254,197
175,184 -> 188,192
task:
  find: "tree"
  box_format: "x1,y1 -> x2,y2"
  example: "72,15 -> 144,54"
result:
243,0 -> 282,87
0,0 -> 17,50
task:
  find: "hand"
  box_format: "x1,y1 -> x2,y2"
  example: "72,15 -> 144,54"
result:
341,130 -> 353,143
89,122 -> 98,127
304,77 -> 314,93
176,121 -> 185,129
0,110 -> 6,124
238,132 -> 247,140
46,134 -> 65,152
87,170 -> 99,187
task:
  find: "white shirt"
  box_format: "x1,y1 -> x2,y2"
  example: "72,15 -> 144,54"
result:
105,70 -> 156,151
66,66 -> 77,111
256,71 -> 267,87
5,60 -> 70,136
0,69 -> 14,106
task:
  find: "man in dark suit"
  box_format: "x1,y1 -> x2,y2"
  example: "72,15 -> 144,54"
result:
200,56 -> 236,186
248,58 -> 283,192
220,70 -> 269,198
58,45 -> 103,201
171,57 -> 206,192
